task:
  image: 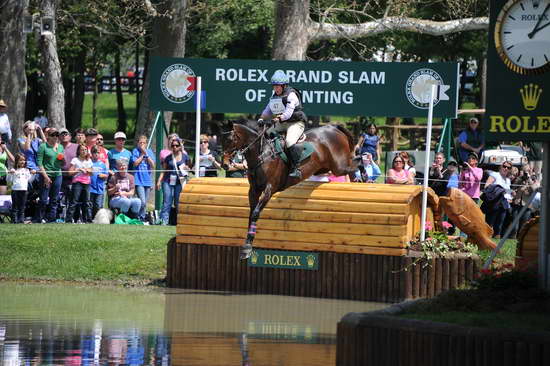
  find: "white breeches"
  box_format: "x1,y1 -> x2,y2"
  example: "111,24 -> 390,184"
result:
284,122 -> 305,147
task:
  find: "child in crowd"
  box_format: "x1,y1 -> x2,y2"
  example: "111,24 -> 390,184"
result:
7,153 -> 32,223
66,144 -> 92,223
90,147 -> 108,219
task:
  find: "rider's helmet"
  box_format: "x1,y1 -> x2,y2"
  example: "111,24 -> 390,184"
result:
270,70 -> 289,85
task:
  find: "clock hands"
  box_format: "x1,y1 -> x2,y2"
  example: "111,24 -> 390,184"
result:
528,3 -> 550,38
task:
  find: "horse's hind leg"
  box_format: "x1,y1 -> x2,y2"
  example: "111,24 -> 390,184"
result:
242,186 -> 273,260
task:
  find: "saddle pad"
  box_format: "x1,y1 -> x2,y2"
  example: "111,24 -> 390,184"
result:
274,138 -> 314,164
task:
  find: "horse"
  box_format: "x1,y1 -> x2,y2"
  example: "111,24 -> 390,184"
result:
220,119 -> 359,259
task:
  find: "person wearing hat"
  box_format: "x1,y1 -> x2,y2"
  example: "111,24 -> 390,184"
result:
108,131 -> 132,173
36,128 -> 64,223
459,152 -> 483,202
457,117 -> 485,163
0,99 -> 12,145
33,109 -> 48,130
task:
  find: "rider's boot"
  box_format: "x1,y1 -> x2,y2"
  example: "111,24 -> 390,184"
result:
287,144 -> 303,179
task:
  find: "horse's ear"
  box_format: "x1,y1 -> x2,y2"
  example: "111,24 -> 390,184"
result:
221,120 -> 233,131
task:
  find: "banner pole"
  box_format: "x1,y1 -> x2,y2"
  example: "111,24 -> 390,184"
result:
420,85 -> 437,242
194,77 -> 202,178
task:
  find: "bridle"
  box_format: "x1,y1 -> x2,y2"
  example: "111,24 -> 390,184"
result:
223,125 -> 267,160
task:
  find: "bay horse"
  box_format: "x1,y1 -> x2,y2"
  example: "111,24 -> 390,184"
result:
221,119 -> 359,259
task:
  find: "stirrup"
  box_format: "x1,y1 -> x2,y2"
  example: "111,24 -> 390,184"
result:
289,168 -> 302,179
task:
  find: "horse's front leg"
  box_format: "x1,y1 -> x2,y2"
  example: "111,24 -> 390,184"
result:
241,185 -> 273,260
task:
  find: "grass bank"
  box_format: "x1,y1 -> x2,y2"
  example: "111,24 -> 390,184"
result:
0,224 -> 175,284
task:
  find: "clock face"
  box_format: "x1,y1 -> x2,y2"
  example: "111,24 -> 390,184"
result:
495,0 -> 550,75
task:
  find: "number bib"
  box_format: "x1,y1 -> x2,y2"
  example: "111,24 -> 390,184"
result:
269,98 -> 285,114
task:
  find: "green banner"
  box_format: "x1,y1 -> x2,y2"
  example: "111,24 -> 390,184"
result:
150,57 -> 459,118
247,249 -> 319,270
485,0 -> 550,141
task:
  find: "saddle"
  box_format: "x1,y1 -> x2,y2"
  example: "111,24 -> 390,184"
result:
267,129 -> 314,164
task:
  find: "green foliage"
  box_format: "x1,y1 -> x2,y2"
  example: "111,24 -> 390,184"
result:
473,264 -> 539,292
0,224 -> 175,282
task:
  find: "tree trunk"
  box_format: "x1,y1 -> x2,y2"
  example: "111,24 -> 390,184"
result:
136,0 -> 188,144
63,72 -> 73,129
92,62 -> 98,129
0,0 -> 28,146
115,49 -> 127,133
71,50 -> 86,131
40,0 -> 65,129
273,0 -> 311,60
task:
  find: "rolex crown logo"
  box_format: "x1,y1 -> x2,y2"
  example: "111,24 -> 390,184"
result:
250,250 -> 259,264
520,83 -> 543,111
306,255 -> 315,268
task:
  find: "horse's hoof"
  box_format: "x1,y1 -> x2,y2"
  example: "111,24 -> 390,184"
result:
240,245 -> 253,260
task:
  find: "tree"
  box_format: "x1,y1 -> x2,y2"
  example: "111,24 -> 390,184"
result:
273,0 -> 489,60
0,0 -> 29,144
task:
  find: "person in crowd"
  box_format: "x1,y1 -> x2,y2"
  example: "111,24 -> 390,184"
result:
108,158 -> 141,218
90,146 -> 108,219
355,123 -> 381,165
507,164 -> 539,238
225,151 -> 247,178
60,128 -> 77,203
160,133 -> 180,163
33,109 -> 48,129
399,151 -> 416,179
108,131 -> 132,173
354,152 -> 381,183
0,135 -> 15,195
95,133 -> 109,170
428,152 -> 455,196
208,133 -> 218,153
131,135 -> 155,221
84,128 -> 98,150
157,138 -> 190,225
194,134 -> 221,177
386,154 -> 414,184
36,128 -> 64,223
0,99 -> 12,146
66,144 -> 93,223
18,121 -> 45,188
459,152 -> 483,202
328,172 -> 350,182
257,70 -> 307,178
7,153 -> 32,223
520,141 -> 543,180
481,161 -> 513,239
457,117 -> 485,163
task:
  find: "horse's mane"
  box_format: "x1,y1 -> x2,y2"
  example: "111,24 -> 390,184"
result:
230,118 -> 260,135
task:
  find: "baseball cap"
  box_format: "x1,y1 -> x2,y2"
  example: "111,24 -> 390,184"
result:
447,161 -> 458,167
59,128 -> 69,135
85,128 -> 98,136
0,99 -> 6,107
114,131 -> 127,139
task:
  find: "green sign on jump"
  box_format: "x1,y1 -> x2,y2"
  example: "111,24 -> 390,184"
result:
150,57 -> 459,118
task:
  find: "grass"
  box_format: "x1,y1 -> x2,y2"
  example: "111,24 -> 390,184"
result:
0,224 -> 175,283
81,93 -> 138,138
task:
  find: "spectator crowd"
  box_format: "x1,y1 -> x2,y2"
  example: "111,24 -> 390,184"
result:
0,105 -> 543,237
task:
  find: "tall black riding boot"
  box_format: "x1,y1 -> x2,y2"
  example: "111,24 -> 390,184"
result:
288,145 -> 303,179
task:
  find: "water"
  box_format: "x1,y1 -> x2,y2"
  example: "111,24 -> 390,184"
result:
0,282 -> 386,365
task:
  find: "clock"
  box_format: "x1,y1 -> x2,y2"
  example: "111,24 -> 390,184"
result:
495,0 -> 550,75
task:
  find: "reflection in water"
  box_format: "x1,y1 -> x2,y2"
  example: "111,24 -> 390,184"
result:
0,282 -> 385,365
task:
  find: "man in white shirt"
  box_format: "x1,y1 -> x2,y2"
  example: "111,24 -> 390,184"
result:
0,99 -> 12,144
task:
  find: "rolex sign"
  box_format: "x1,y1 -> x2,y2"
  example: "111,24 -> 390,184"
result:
485,0 -> 550,142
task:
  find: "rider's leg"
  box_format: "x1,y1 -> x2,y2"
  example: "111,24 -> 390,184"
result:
285,122 -> 305,178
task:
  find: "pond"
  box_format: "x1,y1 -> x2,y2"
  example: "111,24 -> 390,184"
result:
0,282 -> 386,365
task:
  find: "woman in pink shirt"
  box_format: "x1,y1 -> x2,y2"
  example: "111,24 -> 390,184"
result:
459,152 -> 483,202
387,154 -> 413,184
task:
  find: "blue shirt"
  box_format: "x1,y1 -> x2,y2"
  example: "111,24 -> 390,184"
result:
90,160 -> 108,194
354,162 -> 381,182
360,133 -> 380,160
131,147 -> 155,187
108,148 -> 132,172
447,173 -> 459,189
18,137 -> 41,170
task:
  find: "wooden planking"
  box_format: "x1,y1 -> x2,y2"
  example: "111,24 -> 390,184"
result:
177,224 -> 408,247
181,193 -> 410,214
178,214 -> 407,237
180,204 -> 408,225
175,236 -> 407,256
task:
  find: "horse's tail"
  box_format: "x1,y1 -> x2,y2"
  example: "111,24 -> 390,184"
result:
334,124 -> 355,153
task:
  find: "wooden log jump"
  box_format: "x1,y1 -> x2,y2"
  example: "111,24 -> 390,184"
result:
168,178 -> 479,302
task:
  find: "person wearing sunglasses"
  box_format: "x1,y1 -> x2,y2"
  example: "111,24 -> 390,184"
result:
457,117 -> 485,163
386,154 -> 413,184
193,134 -> 221,177
94,134 -> 110,171
157,137 -> 190,225
481,161 -> 513,239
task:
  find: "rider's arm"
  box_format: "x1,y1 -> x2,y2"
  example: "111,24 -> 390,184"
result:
279,92 -> 299,122
260,104 -> 273,120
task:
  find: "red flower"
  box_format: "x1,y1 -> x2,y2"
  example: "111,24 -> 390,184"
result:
441,221 -> 452,229
57,153 -> 64,161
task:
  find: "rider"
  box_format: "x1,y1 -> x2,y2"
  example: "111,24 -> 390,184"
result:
258,70 -> 307,179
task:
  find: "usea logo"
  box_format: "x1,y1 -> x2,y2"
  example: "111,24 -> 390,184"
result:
405,68 -> 444,109
160,64 -> 196,103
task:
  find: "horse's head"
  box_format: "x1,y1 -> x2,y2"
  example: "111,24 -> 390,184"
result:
220,120 -> 259,170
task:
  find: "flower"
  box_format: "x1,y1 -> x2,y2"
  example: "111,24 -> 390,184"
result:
56,153 -> 64,161
441,221 -> 452,229
425,221 -> 433,231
